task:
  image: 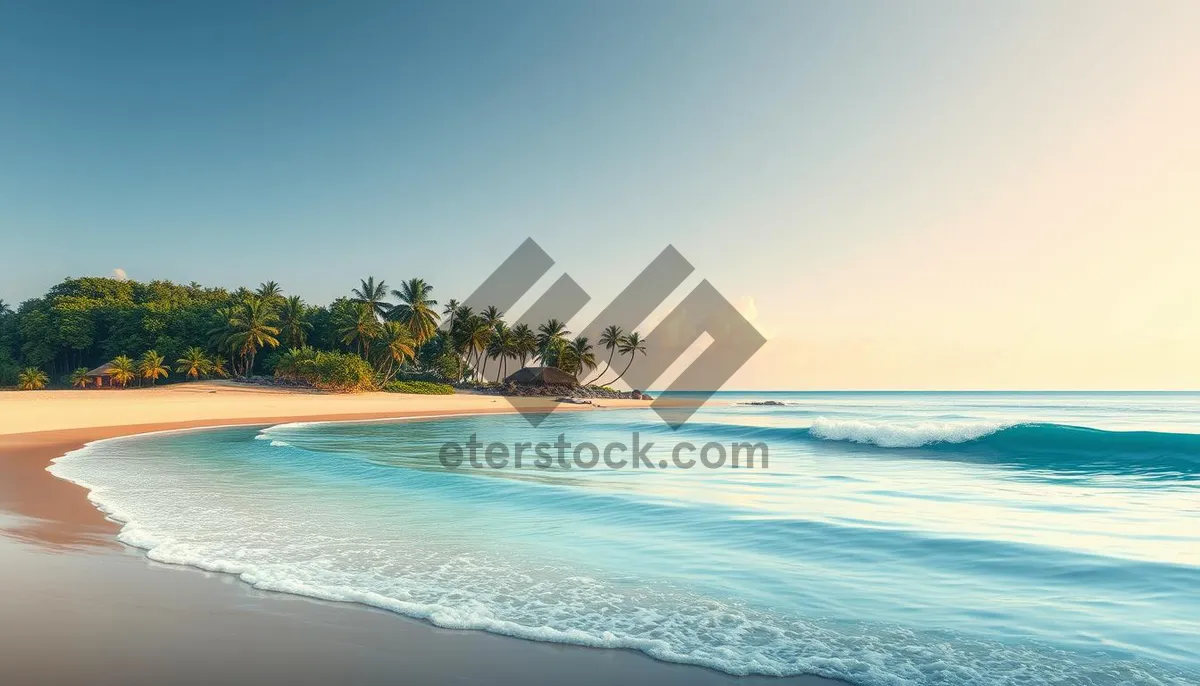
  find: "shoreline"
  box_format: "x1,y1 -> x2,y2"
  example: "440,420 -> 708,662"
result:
0,404 -> 587,550
0,384 -> 846,686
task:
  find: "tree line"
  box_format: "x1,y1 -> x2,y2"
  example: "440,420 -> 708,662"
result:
0,276 -> 648,391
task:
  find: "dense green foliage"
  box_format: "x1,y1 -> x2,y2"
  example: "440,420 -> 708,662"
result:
274,347 -> 376,392
382,380 -> 455,395
2,275 -> 651,392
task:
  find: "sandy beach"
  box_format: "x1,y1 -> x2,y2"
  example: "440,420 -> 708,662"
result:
0,383 -> 843,686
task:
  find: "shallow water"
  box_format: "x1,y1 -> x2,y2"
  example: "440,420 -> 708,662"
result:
50,392 -> 1200,685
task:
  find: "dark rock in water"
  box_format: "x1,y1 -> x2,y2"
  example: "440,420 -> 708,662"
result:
641,393 -> 653,401
631,390 -> 643,400
747,400 -> 786,406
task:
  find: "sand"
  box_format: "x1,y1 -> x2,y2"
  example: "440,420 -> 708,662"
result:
0,382 -> 844,685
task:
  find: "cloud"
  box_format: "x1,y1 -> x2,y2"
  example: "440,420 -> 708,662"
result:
111,268 -> 128,281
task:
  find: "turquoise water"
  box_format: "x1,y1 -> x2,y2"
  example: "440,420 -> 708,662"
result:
50,393 -> 1200,685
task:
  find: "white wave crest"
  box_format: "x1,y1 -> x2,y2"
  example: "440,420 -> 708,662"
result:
807,417 -> 1008,448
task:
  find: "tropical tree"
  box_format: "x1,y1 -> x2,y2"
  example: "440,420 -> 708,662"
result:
480,305 -> 504,330
487,322 -> 519,381
175,347 -> 211,380
511,323 -> 537,368
256,281 -> 283,306
208,356 -> 230,379
461,314 -> 492,381
562,336 -> 597,380
69,367 -> 91,388
351,277 -> 390,320
441,299 -> 461,333
375,321 -> 416,384
390,278 -> 440,345
278,295 -> 312,348
138,350 -> 169,385
227,298 -> 281,376
471,306 -> 503,380
339,302 -> 381,360
0,299 -> 11,316
608,332 -> 648,388
454,304 -> 474,328
583,324 -> 623,385
536,319 -> 570,369
18,367 -> 49,390
109,355 -> 137,387
207,305 -> 239,373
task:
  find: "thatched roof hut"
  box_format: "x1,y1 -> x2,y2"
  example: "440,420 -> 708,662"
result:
83,361 -> 119,387
503,366 -> 577,386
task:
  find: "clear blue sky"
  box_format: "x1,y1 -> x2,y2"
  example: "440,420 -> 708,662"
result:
3,2 -> 1198,388
0,1 -> 991,303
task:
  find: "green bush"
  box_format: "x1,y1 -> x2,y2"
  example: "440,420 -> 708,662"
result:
275,347 -> 376,392
383,380 -> 455,395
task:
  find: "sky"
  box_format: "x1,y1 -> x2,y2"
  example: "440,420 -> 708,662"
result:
2,1 -> 1198,389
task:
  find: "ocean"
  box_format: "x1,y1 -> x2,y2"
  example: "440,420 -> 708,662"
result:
48,392 -> 1200,685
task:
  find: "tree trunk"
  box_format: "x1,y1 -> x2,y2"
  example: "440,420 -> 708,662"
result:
609,354 -> 635,387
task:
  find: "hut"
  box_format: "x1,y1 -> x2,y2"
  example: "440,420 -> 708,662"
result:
83,361 -> 120,388
503,366 -> 577,386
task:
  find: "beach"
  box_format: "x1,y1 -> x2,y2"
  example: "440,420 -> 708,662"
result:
0,383 -> 842,686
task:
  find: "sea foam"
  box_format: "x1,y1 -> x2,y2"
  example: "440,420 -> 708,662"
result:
43,405 -> 1200,686
807,417 -> 1008,448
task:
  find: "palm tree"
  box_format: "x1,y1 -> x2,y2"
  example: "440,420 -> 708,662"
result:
608,332 -> 647,388
474,306 -> 505,381
18,367 -> 49,390
480,305 -> 504,330
207,305 -> 239,373
487,322 -> 519,382
278,295 -> 312,348
138,350 -> 169,385
227,298 -> 281,376
339,302 -> 380,360
454,304 -> 474,328
390,278 -> 440,345
583,324 -> 623,385
511,323 -> 537,368
461,314 -> 492,381
208,356 -> 230,379
69,367 -> 90,388
536,319 -> 570,369
256,281 -> 283,305
352,277 -> 390,320
109,356 -> 137,388
375,321 -> 416,384
441,299 -> 461,332
563,336 -> 597,380
175,347 -> 212,380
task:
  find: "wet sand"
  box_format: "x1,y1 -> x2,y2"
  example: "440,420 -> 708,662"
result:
0,385 -> 846,686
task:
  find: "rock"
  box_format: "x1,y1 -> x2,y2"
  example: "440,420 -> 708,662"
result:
555,397 -> 593,405
747,400 -> 786,406
631,390 -> 643,400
